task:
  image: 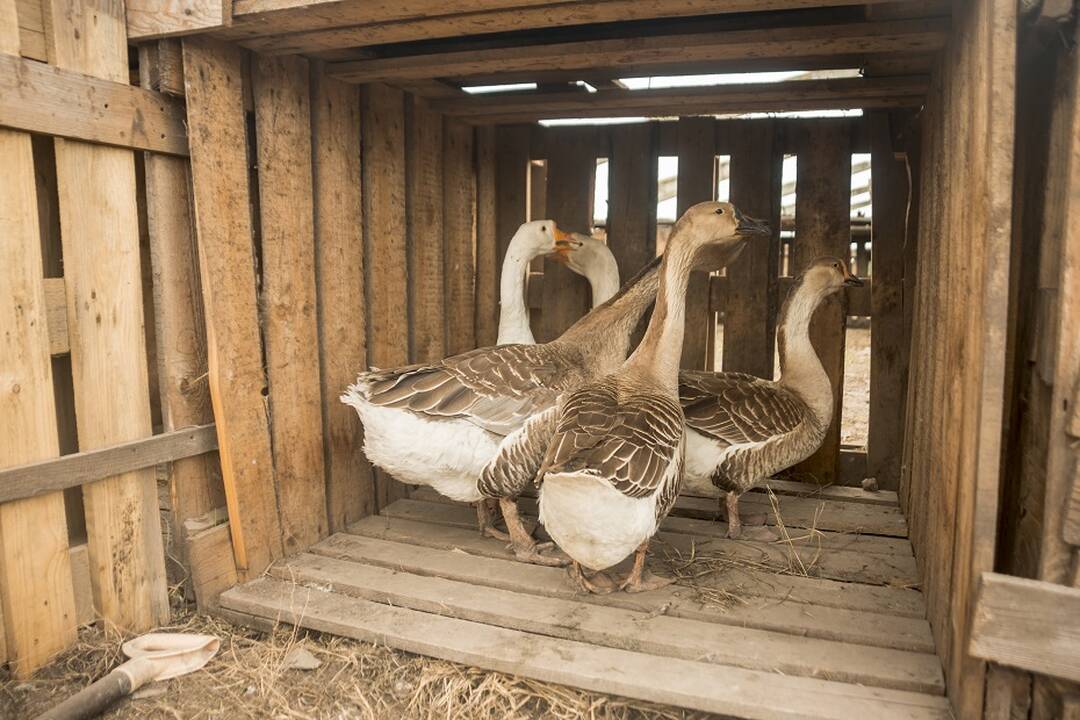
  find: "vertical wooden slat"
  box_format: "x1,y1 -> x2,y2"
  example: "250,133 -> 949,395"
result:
444,118 -> 477,355
405,96 -> 445,362
361,83 -> 409,508
790,122 -> 852,484
474,125 -> 498,348
0,0 -> 76,675
45,0 -> 168,629
183,36 -> 283,579
724,119 -> 782,379
311,66 -> 375,532
676,117 -> 716,370
540,127 -> 595,343
253,54 -> 328,555
867,112 -> 908,491
494,125 -> 530,272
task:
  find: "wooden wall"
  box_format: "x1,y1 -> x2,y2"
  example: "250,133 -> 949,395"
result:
899,0 -> 1016,716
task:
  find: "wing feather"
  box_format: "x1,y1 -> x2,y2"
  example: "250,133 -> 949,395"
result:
679,370 -> 807,445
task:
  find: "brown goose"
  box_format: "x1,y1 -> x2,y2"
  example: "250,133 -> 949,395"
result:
342,249 -> 662,565
680,256 -> 863,539
495,202 -> 768,593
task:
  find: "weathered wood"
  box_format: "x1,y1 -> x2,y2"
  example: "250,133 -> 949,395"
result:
68,543 -> 94,627
676,116 -> 715,370
361,83 -> 410,508
310,66 -> 375,532
0,425 -> 218,504
126,0 -> 230,40
326,20 -> 947,83
221,578 -> 951,719
723,120 -> 782,378
154,38 -> 187,96
46,0 -> 169,630
43,277 -> 69,355
0,53 -> 188,155
277,551 -> 943,694
184,517 -> 238,610
970,573 -> 1080,683
253,54 -> 329,555
183,36 -> 283,578
0,2 -> 77,669
474,125 -> 499,347
444,118 -> 477,354
539,127 -> 595,342
494,125 -> 530,277
789,122 -> 852,484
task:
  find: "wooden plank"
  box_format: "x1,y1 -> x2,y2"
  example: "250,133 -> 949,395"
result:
154,38 -> 187,96
723,120 -> 782,378
0,425 -> 218,505
45,0 -> 169,630
67,544 -> 94,627
221,577 -> 952,719
326,19 -> 948,83
404,97 -> 445,362
44,277 -> 69,355
474,125 -> 499,347
970,572 -> 1080,683
277,551 -> 944,694
310,65 -> 375,532
443,118 -> 477,355
184,518 -> 238,610
183,36 -> 283,578
0,53 -> 187,155
253,53 -> 328,555
789,122 -> 853,484
676,117 -> 715,370
361,83 -> 409,508
867,112 -> 909,491
752,477 -> 898,507
0,1 -> 77,670
494,125 -> 530,282
126,0 -> 230,40
539,127 -> 595,342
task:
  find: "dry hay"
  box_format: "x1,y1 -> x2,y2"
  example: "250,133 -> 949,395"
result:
1,607 -> 718,720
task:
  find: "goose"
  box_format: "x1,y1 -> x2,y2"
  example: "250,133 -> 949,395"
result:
341,239 -> 663,565
482,201 -> 769,593
498,228 -> 621,345
679,256 -> 863,539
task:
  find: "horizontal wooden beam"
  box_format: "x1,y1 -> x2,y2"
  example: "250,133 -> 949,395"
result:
970,572 -> 1080,684
0,53 -> 189,155
327,18 -> 947,83
126,0 -> 231,40
436,77 -> 927,123
0,425 -> 218,504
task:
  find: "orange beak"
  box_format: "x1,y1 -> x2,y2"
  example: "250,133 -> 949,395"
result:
549,226 -> 580,264
843,265 -> 864,287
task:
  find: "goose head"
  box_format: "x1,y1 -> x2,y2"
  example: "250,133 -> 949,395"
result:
507,219 -> 576,265
669,201 -> 771,271
799,256 -> 864,296
550,232 -> 622,306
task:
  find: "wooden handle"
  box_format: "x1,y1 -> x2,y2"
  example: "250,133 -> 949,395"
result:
35,668 -> 133,720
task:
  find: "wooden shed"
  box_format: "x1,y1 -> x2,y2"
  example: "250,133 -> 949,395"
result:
1,0 -> 1078,717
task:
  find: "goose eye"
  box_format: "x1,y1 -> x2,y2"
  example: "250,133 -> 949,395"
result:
540,225 -> 547,232
714,208 -> 724,215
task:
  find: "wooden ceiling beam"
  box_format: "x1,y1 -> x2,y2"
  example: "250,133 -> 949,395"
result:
326,18 -> 948,83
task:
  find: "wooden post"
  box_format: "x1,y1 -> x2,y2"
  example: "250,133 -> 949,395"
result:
494,126 -> 530,277
310,65 -> 375,532
0,0 -> 77,676
45,0 -> 169,629
253,54 -> 328,555
724,120 -> 782,379
475,125 -> 499,348
867,112 -> 908,491
444,119 -> 477,355
676,117 -> 716,370
405,96 -> 446,362
540,127 -> 596,342
790,122 -> 852,484
182,37 -> 283,579
361,83 -> 410,508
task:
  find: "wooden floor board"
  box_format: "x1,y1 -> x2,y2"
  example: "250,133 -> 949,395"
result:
221,578 -> 951,720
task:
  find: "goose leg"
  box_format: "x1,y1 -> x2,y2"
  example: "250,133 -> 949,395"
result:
499,497 -> 569,567
476,499 -> 510,542
725,491 -> 743,539
569,562 -> 617,594
620,540 -> 675,593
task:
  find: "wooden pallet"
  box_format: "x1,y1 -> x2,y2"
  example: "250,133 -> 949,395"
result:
219,482 -> 950,719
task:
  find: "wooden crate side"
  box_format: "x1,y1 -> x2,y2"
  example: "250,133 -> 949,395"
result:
310,66 -> 375,532
675,117 -> 715,370
361,83 -> 410,508
494,125 -> 530,274
474,125 -> 498,348
444,118 -> 477,355
539,127 -> 596,343
723,119 -> 782,379
405,97 -> 446,362
789,122 -> 853,484
45,0 -> 169,630
182,36 -> 283,578
253,53 -> 328,554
